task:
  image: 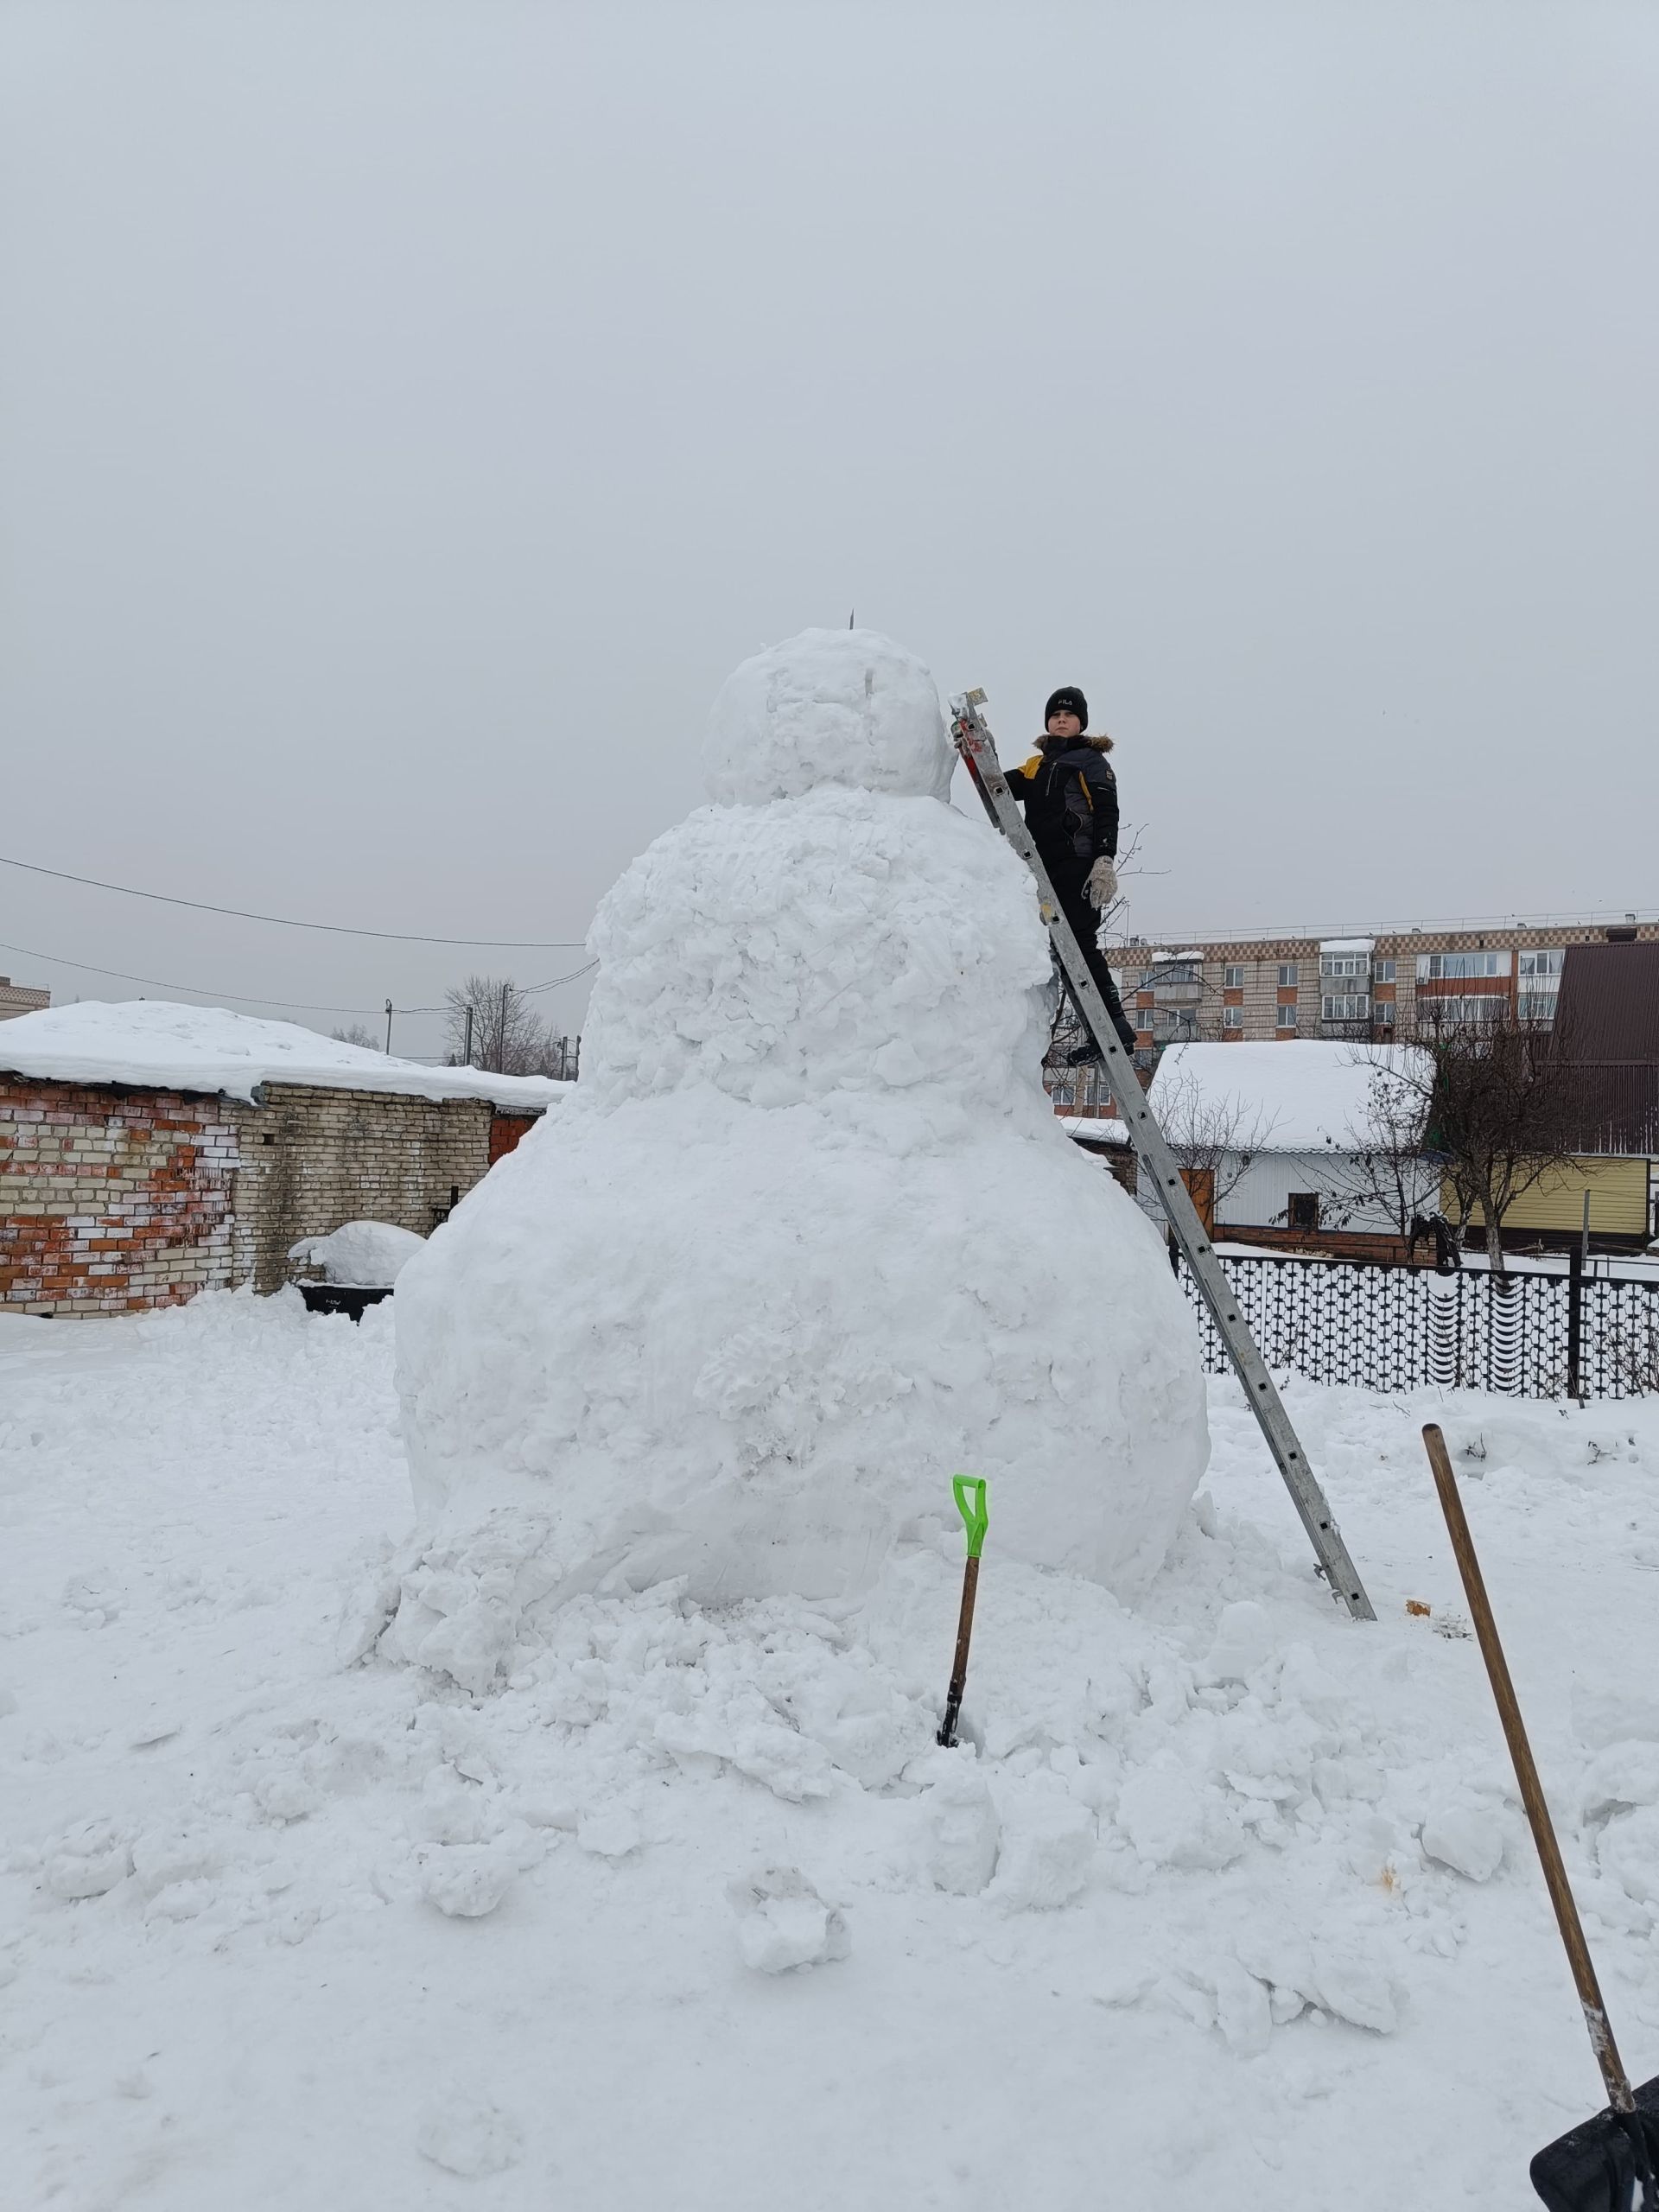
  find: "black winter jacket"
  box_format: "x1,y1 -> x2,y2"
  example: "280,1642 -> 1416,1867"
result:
1003,736 -> 1118,872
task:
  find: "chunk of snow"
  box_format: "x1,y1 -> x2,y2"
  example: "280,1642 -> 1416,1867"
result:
1421,1802 -> 1505,1882
727,1865 -> 850,1973
1213,1958 -> 1274,2056
1573,1686 -> 1659,1751
1117,1765 -> 1246,1872
575,1807 -> 642,1859
418,1846 -> 515,1917
990,1785 -> 1096,1910
44,1820 -> 131,1900
1580,1740 -> 1659,1825
288,1220 -> 427,1287
921,1759 -> 1001,1896
1202,1600 -> 1277,1684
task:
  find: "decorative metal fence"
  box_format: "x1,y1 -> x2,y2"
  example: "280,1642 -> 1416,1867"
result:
1173,1250 -> 1659,1399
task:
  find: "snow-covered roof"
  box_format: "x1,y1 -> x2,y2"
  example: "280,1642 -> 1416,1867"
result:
1147,1040 -> 1430,1151
0,1001 -> 572,1111
1319,937 -> 1375,954
1056,1116 -> 1129,1146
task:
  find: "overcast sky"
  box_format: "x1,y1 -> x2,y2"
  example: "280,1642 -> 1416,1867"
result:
3,1 -> 1655,1058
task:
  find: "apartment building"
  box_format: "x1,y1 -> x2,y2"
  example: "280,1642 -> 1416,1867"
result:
0,976 -> 50,1022
1113,918 -> 1657,1050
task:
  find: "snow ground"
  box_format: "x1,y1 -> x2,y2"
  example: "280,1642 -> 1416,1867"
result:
4,1294 -> 1659,2210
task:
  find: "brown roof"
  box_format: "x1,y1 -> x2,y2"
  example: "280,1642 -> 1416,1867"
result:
1556,942 -> 1659,1063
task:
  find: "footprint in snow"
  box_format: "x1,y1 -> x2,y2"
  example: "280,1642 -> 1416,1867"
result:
416,2092 -> 524,2177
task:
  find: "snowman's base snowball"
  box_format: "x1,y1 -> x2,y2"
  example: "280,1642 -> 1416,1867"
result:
385,1084 -> 1208,1691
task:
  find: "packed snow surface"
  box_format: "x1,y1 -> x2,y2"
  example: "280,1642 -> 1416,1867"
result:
1149,1039 -> 1433,1150
391,629 -> 1208,1672
0,1000 -> 570,1111
287,1221 -> 427,1287
5,1290 -> 1659,2209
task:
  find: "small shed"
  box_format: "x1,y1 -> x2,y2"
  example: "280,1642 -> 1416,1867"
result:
0,1001 -> 569,1315
1146,1040 -> 1438,1250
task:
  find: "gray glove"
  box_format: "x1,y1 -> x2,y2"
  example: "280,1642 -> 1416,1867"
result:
1084,856 -> 1118,909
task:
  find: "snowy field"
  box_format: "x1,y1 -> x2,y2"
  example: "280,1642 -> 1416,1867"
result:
4,1293 -> 1659,2210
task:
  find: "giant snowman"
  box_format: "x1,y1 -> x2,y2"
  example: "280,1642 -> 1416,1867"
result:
385,630 -> 1208,1690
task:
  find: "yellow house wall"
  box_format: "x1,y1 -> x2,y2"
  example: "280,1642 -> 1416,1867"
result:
1443,1154 -> 1649,1235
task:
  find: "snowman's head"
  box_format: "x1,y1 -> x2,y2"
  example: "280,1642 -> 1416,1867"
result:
703,627 -> 952,807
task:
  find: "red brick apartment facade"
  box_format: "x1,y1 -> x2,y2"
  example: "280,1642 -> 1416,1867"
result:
0,976 -> 51,1021
1116,918 -> 1658,1051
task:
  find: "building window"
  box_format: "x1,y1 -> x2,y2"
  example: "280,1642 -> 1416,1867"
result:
1320,952 -> 1370,980
1426,994 -> 1506,1027
1287,1192 -> 1319,1232
1516,950 -> 1562,1026
1277,963 -> 1298,988
1224,964 -> 1245,988
1374,958 -> 1396,984
1276,1002 -> 1298,1030
1152,1007 -> 1198,1041
1375,998 -> 1395,1027
1321,994 -> 1371,1022
1152,960 -> 1198,988
1222,1006 -> 1243,1030
1417,950 -> 1510,981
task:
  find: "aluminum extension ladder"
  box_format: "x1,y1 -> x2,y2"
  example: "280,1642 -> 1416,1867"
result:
950,689 -> 1376,1622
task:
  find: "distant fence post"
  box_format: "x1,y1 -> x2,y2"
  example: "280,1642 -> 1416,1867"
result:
1567,1243 -> 1584,1402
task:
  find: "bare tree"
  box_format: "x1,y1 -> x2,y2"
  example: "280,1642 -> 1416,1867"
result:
444,975 -> 552,1075
1153,1065 -> 1281,1210
1326,1047 -> 1438,1238
330,1021 -> 379,1051
1367,1005 -> 1586,1273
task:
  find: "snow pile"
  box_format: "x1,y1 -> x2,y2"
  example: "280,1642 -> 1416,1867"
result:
0,999 -> 570,1111
288,1221 -> 427,1287
8,1296 -> 1659,2207
388,630 -> 1208,1685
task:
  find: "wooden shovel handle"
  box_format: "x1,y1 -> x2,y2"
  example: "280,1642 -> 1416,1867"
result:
1422,1422 -> 1634,2115
938,1555 -> 981,1748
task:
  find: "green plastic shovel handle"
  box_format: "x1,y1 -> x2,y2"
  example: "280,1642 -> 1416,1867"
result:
952,1475 -> 988,1559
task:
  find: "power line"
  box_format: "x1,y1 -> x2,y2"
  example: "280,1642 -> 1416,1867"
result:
0,852 -> 585,947
518,962 -> 599,997
0,936 -> 597,1018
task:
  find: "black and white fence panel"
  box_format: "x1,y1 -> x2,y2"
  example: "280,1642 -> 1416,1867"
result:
1171,1250 -> 1659,1401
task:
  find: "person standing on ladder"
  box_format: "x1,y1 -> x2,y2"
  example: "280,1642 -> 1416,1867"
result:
1001,686 -> 1139,1062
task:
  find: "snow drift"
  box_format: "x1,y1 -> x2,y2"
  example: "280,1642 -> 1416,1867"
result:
387,628 -> 1208,1689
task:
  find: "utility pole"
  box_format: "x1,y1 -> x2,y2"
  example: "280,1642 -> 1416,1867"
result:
463,1005 -> 474,1067
499,982 -> 510,1075
384,999 -> 393,1054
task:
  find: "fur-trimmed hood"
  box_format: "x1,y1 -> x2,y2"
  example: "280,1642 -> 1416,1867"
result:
1040,731 -> 1113,753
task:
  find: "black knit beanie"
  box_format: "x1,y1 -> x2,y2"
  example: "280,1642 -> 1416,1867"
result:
1044,685 -> 1089,730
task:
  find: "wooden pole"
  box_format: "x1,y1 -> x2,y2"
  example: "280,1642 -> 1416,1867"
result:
1422,1422 -> 1634,2115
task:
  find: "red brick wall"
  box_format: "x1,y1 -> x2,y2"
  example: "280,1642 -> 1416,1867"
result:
0,1080 -> 239,1314
488,1113 -> 538,1166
